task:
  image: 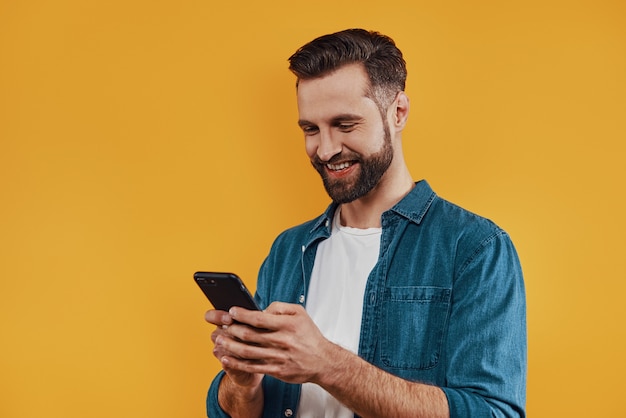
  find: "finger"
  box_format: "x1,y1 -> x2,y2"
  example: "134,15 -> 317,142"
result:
205,309 -> 233,326
210,327 -> 229,343
213,344 -> 229,360
265,301 -> 303,315
228,307 -> 271,329
224,323 -> 272,346
229,303 -> 302,330
221,354 -> 285,380
216,333 -> 270,361
213,333 -> 248,362
221,352 -> 272,374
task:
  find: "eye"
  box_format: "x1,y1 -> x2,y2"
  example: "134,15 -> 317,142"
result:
337,123 -> 357,132
301,125 -> 319,136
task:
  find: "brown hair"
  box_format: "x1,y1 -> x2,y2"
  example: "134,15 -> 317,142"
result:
288,28 -> 407,110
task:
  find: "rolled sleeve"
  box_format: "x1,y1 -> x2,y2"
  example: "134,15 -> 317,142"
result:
207,371 -> 231,418
443,231 -> 527,417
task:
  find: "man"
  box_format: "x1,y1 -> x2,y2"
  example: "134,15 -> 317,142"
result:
205,28 -> 527,417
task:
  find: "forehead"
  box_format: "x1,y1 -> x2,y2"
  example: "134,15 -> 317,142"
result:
296,63 -> 376,120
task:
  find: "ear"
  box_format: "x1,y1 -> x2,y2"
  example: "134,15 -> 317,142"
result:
390,91 -> 410,132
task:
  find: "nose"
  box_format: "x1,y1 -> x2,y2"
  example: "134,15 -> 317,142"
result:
315,129 -> 342,162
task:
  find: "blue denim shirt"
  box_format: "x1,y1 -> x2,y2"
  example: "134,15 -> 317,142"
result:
208,180 -> 527,417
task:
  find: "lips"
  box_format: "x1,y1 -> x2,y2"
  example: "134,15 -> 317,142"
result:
326,161 -> 354,171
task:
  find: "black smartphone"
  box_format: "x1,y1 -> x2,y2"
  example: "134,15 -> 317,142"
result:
193,271 -> 261,312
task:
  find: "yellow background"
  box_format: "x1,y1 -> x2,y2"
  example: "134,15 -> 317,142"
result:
1,0 -> 624,416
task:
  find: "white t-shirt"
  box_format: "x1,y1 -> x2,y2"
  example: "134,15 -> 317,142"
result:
297,208 -> 381,418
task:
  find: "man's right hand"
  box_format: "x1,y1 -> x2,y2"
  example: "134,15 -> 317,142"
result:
205,309 -> 264,418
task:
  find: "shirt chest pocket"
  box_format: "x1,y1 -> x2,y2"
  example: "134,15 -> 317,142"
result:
381,286 -> 451,370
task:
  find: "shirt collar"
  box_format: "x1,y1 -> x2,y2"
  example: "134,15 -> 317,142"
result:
308,179 -> 436,237
309,202 -> 338,237
387,179 -> 436,225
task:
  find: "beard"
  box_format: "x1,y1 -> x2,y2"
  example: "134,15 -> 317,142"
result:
311,125 -> 393,204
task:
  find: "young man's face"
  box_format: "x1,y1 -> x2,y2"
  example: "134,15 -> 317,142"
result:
296,63 -> 395,204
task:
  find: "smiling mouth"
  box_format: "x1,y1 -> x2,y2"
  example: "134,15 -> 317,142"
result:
327,161 -> 355,171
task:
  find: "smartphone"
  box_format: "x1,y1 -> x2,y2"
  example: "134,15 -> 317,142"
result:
193,271 -> 261,312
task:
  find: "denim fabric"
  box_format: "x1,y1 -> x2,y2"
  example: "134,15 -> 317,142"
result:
207,180 -> 527,418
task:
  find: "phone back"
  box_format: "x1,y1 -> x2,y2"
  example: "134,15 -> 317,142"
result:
194,271 -> 260,311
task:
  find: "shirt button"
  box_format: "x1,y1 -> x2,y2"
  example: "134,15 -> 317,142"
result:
299,294 -> 305,304
284,409 -> 293,417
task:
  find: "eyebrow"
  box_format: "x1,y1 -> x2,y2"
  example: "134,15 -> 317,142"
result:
298,113 -> 364,127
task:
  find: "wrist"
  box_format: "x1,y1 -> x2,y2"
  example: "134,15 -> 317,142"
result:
225,373 -> 262,398
218,373 -> 263,416
313,341 -> 361,389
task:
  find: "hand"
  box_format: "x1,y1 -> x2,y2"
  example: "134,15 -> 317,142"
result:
205,309 -> 264,389
215,302 -> 335,385
209,306 -> 450,418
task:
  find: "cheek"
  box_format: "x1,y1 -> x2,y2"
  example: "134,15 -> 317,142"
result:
304,138 -> 318,159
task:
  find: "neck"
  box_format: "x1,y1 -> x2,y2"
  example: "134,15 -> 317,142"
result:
338,167 -> 414,229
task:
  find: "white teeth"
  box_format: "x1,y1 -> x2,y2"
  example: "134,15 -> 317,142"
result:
327,162 -> 352,171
